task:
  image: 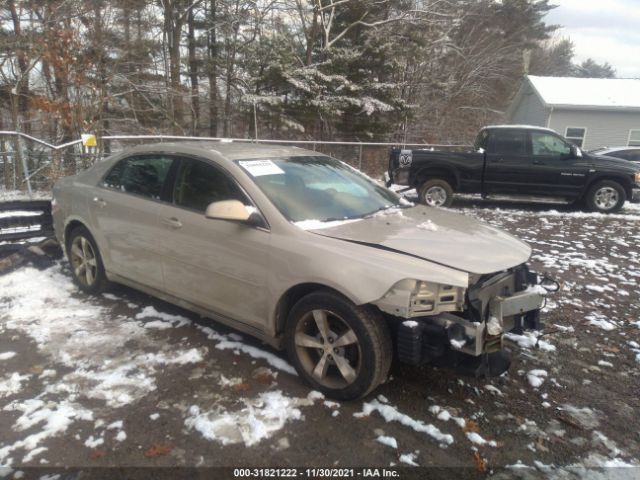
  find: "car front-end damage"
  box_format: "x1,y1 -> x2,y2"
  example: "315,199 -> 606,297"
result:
372,264 -> 550,376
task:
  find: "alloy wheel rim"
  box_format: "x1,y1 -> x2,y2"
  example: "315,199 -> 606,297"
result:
294,309 -> 361,389
594,187 -> 619,210
70,236 -> 98,287
424,186 -> 447,206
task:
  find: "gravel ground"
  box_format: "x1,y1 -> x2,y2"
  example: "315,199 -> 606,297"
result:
0,196 -> 639,479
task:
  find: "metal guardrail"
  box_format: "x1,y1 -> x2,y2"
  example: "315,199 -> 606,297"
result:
0,131 -> 470,197
0,200 -> 54,243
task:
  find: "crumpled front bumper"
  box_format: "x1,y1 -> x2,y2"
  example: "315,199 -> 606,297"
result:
396,278 -> 547,366
461,288 -> 545,356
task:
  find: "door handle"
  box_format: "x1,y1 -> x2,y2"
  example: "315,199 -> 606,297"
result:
161,217 -> 183,229
492,158 -> 504,163
532,160 -> 544,165
92,196 -> 107,208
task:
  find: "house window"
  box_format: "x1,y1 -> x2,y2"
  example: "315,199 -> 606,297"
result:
629,129 -> 640,147
565,127 -> 586,148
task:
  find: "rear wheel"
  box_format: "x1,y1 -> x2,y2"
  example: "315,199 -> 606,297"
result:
585,180 -> 626,213
418,179 -> 454,207
285,290 -> 392,400
66,226 -> 110,294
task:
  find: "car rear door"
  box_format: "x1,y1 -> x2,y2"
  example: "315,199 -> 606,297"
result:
483,129 -> 538,195
90,154 -> 175,289
157,157 -> 272,330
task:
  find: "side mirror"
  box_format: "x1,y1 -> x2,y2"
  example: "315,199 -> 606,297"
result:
205,200 -> 251,222
205,200 -> 267,228
570,144 -> 583,158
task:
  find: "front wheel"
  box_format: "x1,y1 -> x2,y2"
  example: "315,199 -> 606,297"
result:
418,179 -> 454,207
66,226 -> 110,294
585,180 -> 626,213
285,290 -> 392,400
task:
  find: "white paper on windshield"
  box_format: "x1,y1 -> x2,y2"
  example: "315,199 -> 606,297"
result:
239,159 -> 284,176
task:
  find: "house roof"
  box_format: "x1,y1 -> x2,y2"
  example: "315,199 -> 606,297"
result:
526,75 -> 640,111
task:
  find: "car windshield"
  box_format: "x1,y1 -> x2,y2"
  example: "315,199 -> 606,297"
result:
235,155 -> 405,223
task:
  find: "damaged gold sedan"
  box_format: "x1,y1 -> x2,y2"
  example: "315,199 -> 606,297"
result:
53,142 -> 548,399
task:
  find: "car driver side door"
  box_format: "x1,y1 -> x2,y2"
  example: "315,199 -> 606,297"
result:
528,131 -> 589,198
157,157 -> 272,331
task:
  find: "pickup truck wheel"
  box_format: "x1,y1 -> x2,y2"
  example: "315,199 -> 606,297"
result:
419,179 -> 454,207
285,290 -> 392,400
585,180 -> 626,213
66,226 -> 110,294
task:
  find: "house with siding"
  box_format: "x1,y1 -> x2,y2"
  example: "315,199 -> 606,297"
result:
506,75 -> 640,150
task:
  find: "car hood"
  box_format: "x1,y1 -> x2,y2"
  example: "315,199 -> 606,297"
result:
588,153 -> 640,171
307,206 -> 531,275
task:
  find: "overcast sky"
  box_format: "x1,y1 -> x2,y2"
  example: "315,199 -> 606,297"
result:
545,0 -> 640,78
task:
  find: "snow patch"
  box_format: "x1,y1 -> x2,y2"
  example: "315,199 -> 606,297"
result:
376,435 -> 398,449
185,390 -> 310,446
399,452 -> 419,466
0,373 -> 30,398
354,399 -> 454,446
416,220 -> 438,231
466,432 -> 497,447
0,399 -> 93,464
527,369 -> 548,388
505,331 -> 556,352
294,218 -> 362,230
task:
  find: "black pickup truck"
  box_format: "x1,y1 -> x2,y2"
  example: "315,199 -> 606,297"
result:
388,125 -> 640,213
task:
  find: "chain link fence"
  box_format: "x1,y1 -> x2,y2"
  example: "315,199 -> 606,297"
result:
0,133 -> 469,197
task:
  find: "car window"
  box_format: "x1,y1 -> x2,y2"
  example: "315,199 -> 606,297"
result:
490,130 -> 527,155
102,155 -> 173,200
174,159 -> 250,212
531,132 -> 572,156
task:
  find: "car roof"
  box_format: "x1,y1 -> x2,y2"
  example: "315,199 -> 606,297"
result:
482,124 -> 556,133
121,141 -> 317,161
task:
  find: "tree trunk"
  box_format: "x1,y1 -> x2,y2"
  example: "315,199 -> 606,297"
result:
187,7 -> 200,135
164,0 -> 185,133
207,0 -> 218,136
223,20 -> 239,137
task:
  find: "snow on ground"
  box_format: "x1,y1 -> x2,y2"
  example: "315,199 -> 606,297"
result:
0,264 -> 305,465
185,390 -> 317,447
354,397 -> 454,446
376,435 -> 398,449
526,369 -> 548,388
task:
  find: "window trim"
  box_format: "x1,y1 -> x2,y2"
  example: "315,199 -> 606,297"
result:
98,153 -> 176,204
169,155 -> 270,231
564,126 -> 587,148
627,129 -> 640,147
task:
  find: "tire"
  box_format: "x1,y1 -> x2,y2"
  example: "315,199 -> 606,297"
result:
418,179 -> 454,207
285,290 -> 392,400
585,180 -> 626,213
66,226 -> 110,294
